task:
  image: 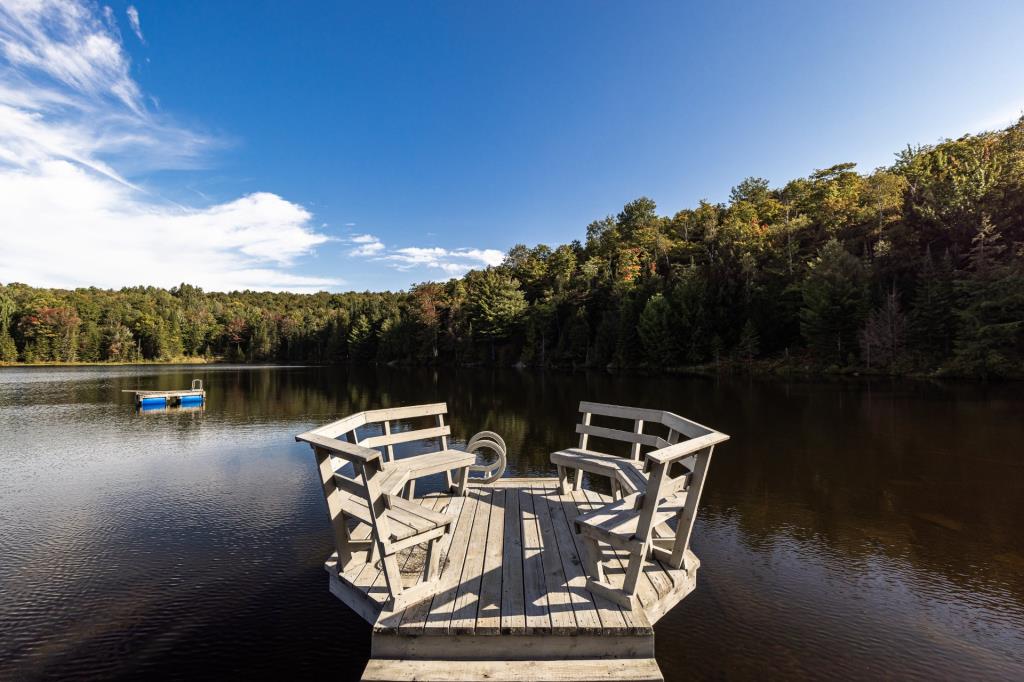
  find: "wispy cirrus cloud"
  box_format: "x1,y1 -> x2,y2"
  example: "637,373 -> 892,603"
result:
125,6 -> 143,43
0,0 -> 337,292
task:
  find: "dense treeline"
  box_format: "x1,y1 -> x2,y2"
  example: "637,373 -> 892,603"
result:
2,121 -> 1023,377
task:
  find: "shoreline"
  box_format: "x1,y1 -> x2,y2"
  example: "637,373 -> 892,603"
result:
1,357 -> 1018,381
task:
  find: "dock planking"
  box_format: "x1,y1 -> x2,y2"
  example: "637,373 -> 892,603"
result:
333,478 -> 684,640
325,478 -> 695,680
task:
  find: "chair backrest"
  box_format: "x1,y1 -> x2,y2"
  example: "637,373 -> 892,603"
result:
307,402 -> 451,463
576,401 -> 683,460
296,403 -> 452,558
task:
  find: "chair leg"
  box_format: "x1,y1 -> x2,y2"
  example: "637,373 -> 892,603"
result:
444,470 -> 454,490
610,478 -> 621,500
572,468 -> 583,491
405,479 -> 416,500
582,535 -> 605,583
556,465 -> 569,495
380,552 -> 404,600
622,545 -> 645,598
455,466 -> 470,496
424,536 -> 441,581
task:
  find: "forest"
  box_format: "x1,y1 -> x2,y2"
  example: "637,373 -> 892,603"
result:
2,120 -> 1023,377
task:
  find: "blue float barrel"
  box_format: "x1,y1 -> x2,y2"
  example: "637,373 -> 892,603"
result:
179,395 -> 204,406
140,396 -> 167,407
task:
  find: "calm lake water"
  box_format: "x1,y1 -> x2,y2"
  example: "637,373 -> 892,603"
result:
0,365 -> 1022,680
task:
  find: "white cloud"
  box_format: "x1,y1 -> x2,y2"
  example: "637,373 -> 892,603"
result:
382,246 -> 504,277
341,233 -> 505,279
0,0 -> 336,292
126,6 -> 143,43
347,233 -> 385,257
0,161 -> 338,291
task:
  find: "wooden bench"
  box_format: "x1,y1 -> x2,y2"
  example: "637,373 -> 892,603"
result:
296,430 -> 454,611
549,402 -> 729,609
296,403 -> 489,610
306,403 -> 478,498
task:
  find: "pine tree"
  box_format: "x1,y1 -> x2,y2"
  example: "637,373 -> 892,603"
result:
952,218 -> 1024,377
638,293 -> 677,365
909,248 -> 955,366
860,285 -> 907,370
735,319 -> 760,364
347,315 -> 374,361
799,239 -> 868,365
0,329 -> 17,362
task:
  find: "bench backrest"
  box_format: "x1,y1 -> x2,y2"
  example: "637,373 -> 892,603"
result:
577,401 -> 713,460
307,402 -> 450,463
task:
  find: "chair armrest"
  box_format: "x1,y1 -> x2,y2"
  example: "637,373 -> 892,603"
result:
296,431 -> 381,464
645,432 -> 729,465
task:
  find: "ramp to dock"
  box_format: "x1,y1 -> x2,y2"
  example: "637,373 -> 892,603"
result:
361,658 -> 664,681
324,477 -> 700,681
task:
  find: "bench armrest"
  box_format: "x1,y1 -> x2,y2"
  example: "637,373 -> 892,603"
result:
296,431 -> 382,464
645,432 -> 729,465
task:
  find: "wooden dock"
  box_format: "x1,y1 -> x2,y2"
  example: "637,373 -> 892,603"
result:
298,401 -> 727,681
329,478 -> 699,681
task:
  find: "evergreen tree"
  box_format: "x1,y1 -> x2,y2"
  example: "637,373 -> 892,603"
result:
799,239 -> 868,365
909,248 -> 955,366
735,319 -> 760,364
466,269 -> 527,362
347,315 -> 374,361
860,285 -> 907,370
952,218 -> 1024,377
638,293 -> 677,365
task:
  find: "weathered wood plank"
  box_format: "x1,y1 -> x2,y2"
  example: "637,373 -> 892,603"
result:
578,401 -> 665,424
362,425 -> 451,449
575,423 -> 669,450
296,432 -> 381,464
490,477 -> 559,487
361,657 -> 664,682
448,488 -> 492,634
500,482 -> 526,634
422,491 -> 482,633
307,412 -> 367,439
532,484 -> 579,635
540,488 -> 605,634
363,402 -> 448,423
519,486 -> 551,633
476,487 -> 506,634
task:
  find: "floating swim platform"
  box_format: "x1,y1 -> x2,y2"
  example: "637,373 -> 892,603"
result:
123,379 -> 205,408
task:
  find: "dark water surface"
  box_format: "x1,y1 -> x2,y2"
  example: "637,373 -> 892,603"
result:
1,366 -> 1022,680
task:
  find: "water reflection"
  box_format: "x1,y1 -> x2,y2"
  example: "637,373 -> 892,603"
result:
0,366 -> 1021,680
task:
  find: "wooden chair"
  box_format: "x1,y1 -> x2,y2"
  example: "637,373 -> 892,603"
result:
318,403 -> 477,499
552,402 -> 729,610
296,403 -> 502,610
295,431 -> 454,611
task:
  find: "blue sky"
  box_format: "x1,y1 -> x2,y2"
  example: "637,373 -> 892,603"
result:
2,1 -> 1023,292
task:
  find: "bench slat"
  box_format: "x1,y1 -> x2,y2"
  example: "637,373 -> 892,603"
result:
362,425 -> 451,449
575,423 -> 669,450
363,402 -> 448,422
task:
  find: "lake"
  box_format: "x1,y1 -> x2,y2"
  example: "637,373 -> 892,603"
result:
1,365 -> 1022,680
